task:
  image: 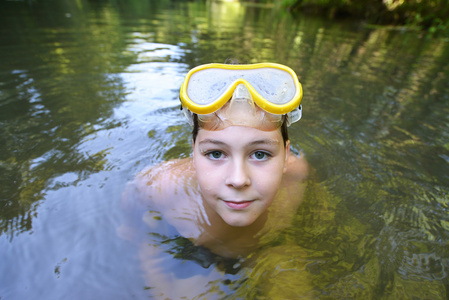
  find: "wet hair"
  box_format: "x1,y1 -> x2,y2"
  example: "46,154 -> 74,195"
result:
192,113 -> 290,147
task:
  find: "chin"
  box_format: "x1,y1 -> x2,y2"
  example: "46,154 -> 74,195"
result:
222,215 -> 257,228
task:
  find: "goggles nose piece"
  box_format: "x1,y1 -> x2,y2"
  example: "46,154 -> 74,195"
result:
232,84 -> 252,101
226,83 -> 258,121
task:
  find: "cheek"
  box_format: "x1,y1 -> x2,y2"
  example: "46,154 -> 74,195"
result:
254,165 -> 284,194
193,157 -> 219,191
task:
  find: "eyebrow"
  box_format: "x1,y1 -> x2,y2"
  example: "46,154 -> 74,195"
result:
249,139 -> 280,146
198,138 -> 280,146
198,139 -> 226,146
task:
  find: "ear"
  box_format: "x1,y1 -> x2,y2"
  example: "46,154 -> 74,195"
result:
283,140 -> 290,174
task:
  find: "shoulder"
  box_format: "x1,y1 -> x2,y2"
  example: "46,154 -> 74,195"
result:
136,158 -> 195,186
284,152 -> 309,184
264,153 -> 308,235
133,158 -> 196,206
121,158 -> 196,213
278,152 -> 309,210
119,158 -> 198,241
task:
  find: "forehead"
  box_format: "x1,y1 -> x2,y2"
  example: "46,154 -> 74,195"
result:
198,99 -> 284,131
196,125 -> 283,146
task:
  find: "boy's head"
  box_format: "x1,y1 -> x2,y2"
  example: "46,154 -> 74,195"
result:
179,62 -> 303,228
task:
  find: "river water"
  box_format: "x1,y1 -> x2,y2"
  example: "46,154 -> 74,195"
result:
1,0 -> 448,299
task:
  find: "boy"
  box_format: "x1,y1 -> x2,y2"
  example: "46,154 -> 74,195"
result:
120,63 -> 309,298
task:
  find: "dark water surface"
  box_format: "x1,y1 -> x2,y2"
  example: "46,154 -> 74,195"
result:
1,0 -> 448,299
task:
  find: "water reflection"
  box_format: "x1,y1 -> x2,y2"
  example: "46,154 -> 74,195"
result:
0,0 -> 448,299
0,0 -> 132,236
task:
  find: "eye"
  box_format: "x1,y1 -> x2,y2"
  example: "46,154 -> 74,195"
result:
207,150 -> 224,160
251,151 -> 270,161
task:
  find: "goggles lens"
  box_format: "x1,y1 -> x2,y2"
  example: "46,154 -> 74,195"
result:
180,63 -> 303,115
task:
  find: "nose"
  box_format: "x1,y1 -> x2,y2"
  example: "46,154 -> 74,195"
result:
225,158 -> 251,188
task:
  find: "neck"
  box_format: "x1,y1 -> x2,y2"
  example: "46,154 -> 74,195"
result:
196,198 -> 269,258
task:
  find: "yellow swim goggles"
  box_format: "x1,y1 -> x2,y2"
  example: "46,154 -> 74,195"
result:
179,63 -> 303,115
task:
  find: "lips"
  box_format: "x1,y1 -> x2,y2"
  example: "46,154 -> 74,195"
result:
223,200 -> 254,210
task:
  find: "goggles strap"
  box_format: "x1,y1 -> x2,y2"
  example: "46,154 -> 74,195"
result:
286,105 -> 302,126
180,104 -> 194,126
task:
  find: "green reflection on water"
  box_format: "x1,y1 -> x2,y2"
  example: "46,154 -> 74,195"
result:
0,0 -> 132,236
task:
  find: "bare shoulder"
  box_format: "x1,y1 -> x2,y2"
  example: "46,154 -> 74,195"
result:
263,152 -> 309,237
136,158 -> 195,186
133,158 -> 196,207
120,158 -> 205,240
284,152 -> 309,184
119,158 -> 198,241
280,152 -> 309,208
121,158 -> 196,215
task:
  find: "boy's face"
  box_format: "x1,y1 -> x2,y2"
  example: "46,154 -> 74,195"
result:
193,125 -> 289,227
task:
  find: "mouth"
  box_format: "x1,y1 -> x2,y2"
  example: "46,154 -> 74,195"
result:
222,200 -> 255,210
